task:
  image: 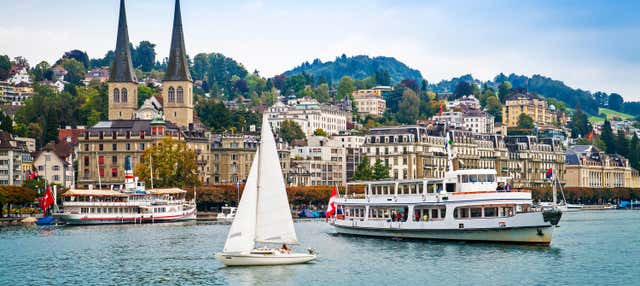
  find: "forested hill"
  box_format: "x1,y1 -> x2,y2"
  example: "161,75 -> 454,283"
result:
283,55 -> 423,85
431,73 -> 606,115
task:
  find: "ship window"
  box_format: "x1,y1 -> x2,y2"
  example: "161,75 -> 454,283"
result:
431,209 -> 439,219
460,175 -> 468,183
469,175 -> 478,183
484,207 -> 498,217
470,208 -> 482,218
501,207 -> 514,217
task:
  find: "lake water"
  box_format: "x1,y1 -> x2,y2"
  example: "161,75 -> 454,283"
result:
1,210 -> 639,286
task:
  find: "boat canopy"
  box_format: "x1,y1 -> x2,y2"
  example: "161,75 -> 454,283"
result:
62,189 -> 129,197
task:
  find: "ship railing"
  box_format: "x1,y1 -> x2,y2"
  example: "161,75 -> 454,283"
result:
63,201 -> 184,207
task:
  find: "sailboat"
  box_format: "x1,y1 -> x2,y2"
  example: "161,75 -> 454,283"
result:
215,115 -> 317,266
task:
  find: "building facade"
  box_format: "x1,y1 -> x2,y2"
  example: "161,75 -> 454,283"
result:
565,145 -> 640,188
33,142 -> 75,188
362,126 -> 564,187
266,98 -> 348,136
288,146 -> 346,186
0,132 -> 30,186
502,93 -> 554,128
352,89 -> 386,117
210,134 -> 258,185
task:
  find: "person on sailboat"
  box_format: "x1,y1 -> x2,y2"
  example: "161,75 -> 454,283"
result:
280,244 -> 291,254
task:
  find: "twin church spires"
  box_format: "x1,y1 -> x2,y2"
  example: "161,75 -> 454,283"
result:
108,0 -> 193,128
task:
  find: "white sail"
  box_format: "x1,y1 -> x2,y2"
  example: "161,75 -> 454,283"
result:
222,149 -> 259,253
255,116 -> 299,244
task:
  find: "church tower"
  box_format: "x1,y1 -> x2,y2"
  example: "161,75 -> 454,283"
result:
162,0 -> 194,128
108,0 -> 138,120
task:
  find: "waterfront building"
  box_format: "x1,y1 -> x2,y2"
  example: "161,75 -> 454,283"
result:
266,97 -> 348,136
33,142 -> 75,188
504,136 -> 565,187
288,145 -> 346,186
0,131 -> 31,186
502,93 -> 559,128
352,89 -> 386,117
362,126 -> 563,186
210,134 -> 258,185
307,133 -> 364,181
565,145 -> 640,188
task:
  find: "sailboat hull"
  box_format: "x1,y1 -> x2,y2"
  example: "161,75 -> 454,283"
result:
215,251 -> 316,266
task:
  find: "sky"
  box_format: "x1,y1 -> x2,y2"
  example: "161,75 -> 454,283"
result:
1,0 -> 639,101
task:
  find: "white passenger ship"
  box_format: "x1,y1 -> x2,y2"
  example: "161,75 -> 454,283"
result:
330,134 -> 562,245
56,158 -> 197,225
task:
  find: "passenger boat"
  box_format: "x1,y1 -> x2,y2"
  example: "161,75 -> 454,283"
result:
216,206 -> 237,221
55,158 -> 197,225
329,133 -> 562,245
215,115 -> 316,266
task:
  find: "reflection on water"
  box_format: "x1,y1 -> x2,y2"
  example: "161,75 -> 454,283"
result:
0,211 -> 638,285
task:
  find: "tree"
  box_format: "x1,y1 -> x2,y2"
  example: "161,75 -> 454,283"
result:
480,87 -> 496,108
134,138 -> 200,188
0,116 -> 13,133
615,130 -> 629,157
453,81 -> 473,99
337,76 -> 355,100
314,83 -> 331,102
313,128 -> 328,137
498,81 -> 512,103
601,120 -> 615,154
278,120 -> 306,144
60,50 -> 90,69
396,89 -> 420,124
31,61 -> 51,82
352,156 -> 373,181
0,186 -> 37,218
608,93 -> 624,112
372,159 -> 390,180
629,135 -> 640,170
137,85 -> 155,107
133,41 -> 156,72
0,55 -> 10,81
400,78 -> 419,93
60,58 -> 86,85
485,96 -> 503,123
570,109 -> 591,138
517,113 -> 534,129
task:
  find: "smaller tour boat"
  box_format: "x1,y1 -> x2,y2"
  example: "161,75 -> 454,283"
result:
215,115 -> 316,266
216,206 -> 237,221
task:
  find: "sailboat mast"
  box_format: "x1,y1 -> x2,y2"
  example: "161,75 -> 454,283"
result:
552,167 -> 557,207
254,145 -> 261,245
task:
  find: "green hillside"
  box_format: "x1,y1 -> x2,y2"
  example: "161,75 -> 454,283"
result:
588,108 -> 635,123
283,55 -> 423,84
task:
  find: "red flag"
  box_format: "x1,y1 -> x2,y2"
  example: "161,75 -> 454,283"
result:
326,185 -> 338,222
587,130 -> 594,141
545,168 -> 553,179
40,186 -> 54,214
439,102 -> 443,115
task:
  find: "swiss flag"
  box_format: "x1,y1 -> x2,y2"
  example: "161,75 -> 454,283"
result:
40,186 -> 54,214
326,185 -> 339,222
